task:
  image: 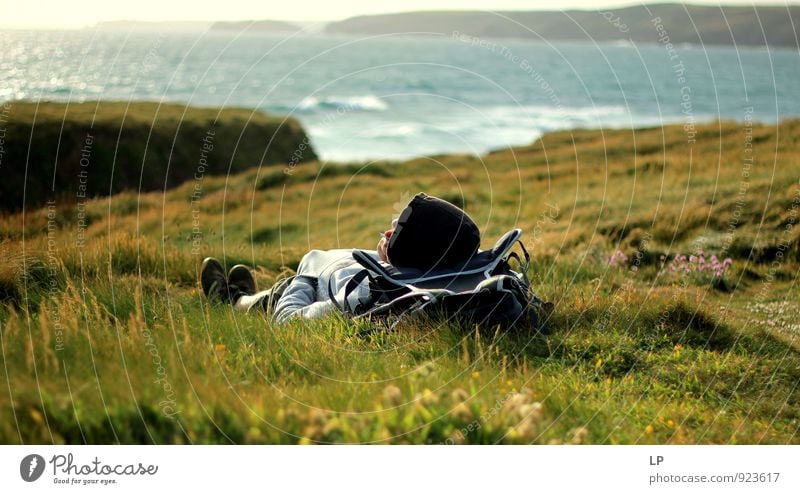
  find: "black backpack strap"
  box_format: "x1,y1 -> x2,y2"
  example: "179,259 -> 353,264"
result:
517,238 -> 530,268
327,275 -> 344,314
343,269 -> 371,315
516,239 -> 531,288
352,251 -> 395,279
327,269 -> 372,316
507,240 -> 531,280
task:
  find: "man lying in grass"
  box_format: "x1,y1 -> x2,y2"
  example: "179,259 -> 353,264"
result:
200,193 -> 482,323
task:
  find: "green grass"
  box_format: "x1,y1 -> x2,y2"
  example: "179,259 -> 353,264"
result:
0,101 -> 316,212
1,119 -> 799,444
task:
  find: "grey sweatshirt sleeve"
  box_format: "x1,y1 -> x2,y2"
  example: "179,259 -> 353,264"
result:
270,248 -> 379,325
272,276 -> 334,324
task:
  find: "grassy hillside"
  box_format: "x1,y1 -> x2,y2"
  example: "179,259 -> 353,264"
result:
0,101 -> 316,212
0,119 -> 798,444
326,4 -> 800,48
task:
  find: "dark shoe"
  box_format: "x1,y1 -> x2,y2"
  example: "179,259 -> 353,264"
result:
228,264 -> 257,296
200,257 -> 244,304
201,257 -> 228,302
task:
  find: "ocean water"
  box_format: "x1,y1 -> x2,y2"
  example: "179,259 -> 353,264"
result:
2,29 -> 799,161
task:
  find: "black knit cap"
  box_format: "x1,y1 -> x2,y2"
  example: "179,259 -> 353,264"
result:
387,193 -> 481,270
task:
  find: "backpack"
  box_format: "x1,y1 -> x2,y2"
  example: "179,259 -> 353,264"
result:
327,229 -> 545,331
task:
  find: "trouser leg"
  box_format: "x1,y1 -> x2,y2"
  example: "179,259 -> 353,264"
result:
233,276 -> 296,316
234,291 -> 271,312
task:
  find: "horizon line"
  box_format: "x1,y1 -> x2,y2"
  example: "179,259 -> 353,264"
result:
3,1 -> 800,31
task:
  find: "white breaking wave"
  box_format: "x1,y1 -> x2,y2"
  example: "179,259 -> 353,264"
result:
497,104 -> 629,122
361,123 -> 426,138
303,103 -> 676,161
478,104 -> 643,132
297,95 -> 388,113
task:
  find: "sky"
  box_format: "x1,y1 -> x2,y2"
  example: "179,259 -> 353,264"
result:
0,0 -> 798,29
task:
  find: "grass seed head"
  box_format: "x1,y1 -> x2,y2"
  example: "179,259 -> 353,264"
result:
450,388 -> 470,403
382,385 -> 403,407
450,403 -> 474,422
570,426 -> 589,444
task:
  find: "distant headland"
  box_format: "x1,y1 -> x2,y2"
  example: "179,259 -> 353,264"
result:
94,4 -> 800,48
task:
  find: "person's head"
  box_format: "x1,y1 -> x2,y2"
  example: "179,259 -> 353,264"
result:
376,192 -> 480,270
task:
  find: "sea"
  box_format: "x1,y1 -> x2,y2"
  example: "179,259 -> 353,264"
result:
2,29 -> 799,161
